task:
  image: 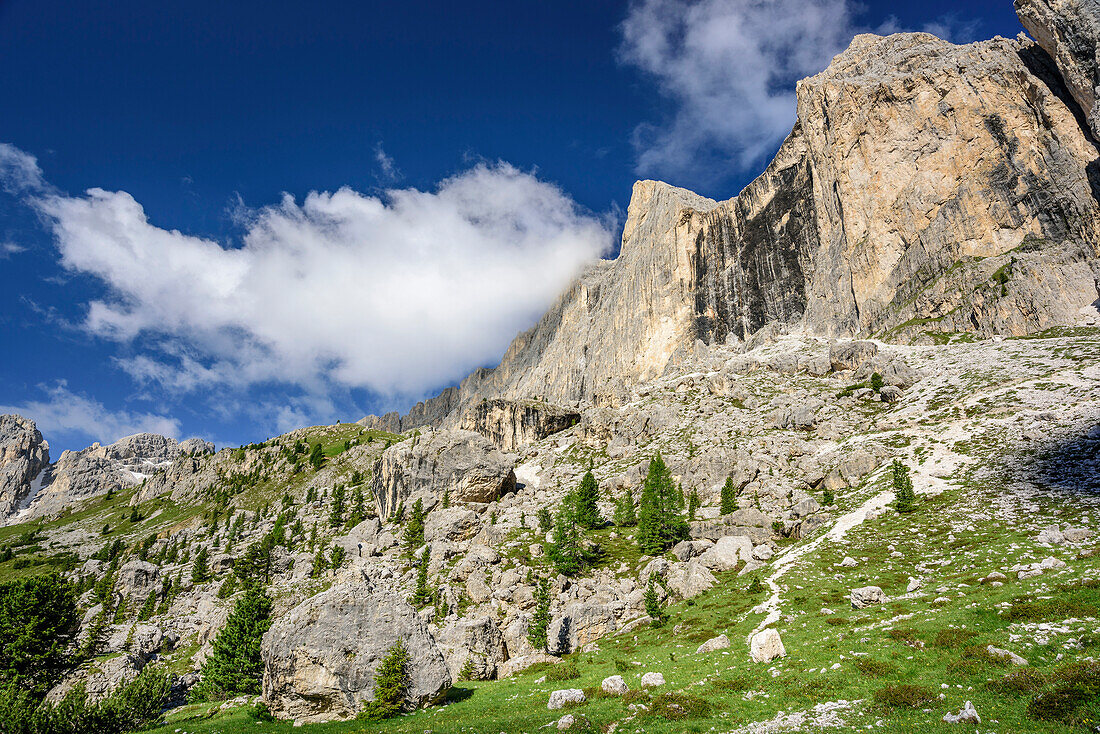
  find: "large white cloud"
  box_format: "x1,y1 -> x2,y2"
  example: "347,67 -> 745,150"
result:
618,0 -> 979,179
12,151 -> 613,403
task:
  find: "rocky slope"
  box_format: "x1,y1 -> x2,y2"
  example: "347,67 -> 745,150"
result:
363,26 -> 1100,437
5,3 -> 1100,732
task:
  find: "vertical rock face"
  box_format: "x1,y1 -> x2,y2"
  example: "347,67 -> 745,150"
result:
1016,0 -> 1100,138
364,28 -> 1100,433
458,399 -> 580,452
369,429 -> 516,519
261,581 -> 451,723
0,415 -> 49,517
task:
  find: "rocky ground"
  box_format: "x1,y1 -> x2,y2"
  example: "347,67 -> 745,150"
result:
2,326 -> 1098,732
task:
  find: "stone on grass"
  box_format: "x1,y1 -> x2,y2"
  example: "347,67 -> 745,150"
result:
640,672 -> 665,687
547,689 -> 586,710
850,586 -> 886,609
943,701 -> 980,724
839,556 -> 857,567
557,714 -> 575,730
601,675 -> 628,695
696,634 -> 731,654
1037,525 -> 1066,545
749,628 -> 786,663
986,646 -> 1028,666
906,577 -> 921,592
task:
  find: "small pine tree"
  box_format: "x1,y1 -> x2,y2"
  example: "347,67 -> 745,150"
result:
687,487 -> 700,521
358,641 -> 411,721
870,372 -> 884,393
309,443 -> 325,471
636,454 -> 687,555
329,544 -> 347,569
574,470 -> 602,529
347,487 -> 365,527
747,576 -> 764,594
137,592 -> 156,621
613,489 -> 637,528
191,585 -> 273,700
191,547 -> 210,584
548,494 -> 592,576
128,506 -> 141,523
720,476 -> 737,515
537,507 -> 552,531
307,549 -> 325,577
644,578 -> 666,628
822,487 -> 835,506
527,577 -> 551,651
892,459 -> 916,513
441,488 -> 450,509
404,499 -> 425,556
328,485 -> 346,528
410,548 -> 432,608
217,573 -> 238,599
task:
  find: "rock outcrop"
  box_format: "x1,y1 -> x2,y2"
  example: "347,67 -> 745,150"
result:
261,580 -> 450,723
370,429 -> 516,519
0,415 -> 49,518
458,398 -> 579,452
363,30 -> 1100,434
1016,0 -> 1100,138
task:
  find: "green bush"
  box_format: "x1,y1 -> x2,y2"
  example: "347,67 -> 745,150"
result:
358,641 -> 411,721
544,660 -> 579,682
873,684 -> 934,709
190,585 -> 272,701
0,574 -> 79,694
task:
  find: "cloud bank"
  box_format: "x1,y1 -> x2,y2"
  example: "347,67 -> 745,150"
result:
619,0 -> 980,181
0,382 -> 181,445
4,146 -> 614,413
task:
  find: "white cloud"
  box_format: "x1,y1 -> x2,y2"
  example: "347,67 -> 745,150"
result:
0,382 -> 181,445
12,149 -> 613,405
374,143 -> 400,182
618,0 -> 980,179
0,143 -> 45,193
0,242 -> 27,258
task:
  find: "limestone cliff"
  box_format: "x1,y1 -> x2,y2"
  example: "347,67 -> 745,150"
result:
365,27 -> 1100,433
0,415 -> 49,517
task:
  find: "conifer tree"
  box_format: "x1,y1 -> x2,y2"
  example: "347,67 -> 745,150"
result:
328,485 -> 346,527
644,577 -> 666,628
137,592 -> 156,621
527,577 -> 552,651
310,549 -> 327,578
358,641 -> 410,721
548,493 -> 591,576
822,487 -> 835,506
410,548 -> 432,608
892,459 -> 916,513
347,487 -> 365,527
191,585 -> 272,700
191,547 -> 210,584
635,454 -> 688,554
687,486 -> 700,520
404,498 -> 425,556
613,489 -> 637,528
720,476 -> 737,515
573,469 -> 602,529
309,442 -> 325,471
441,488 -> 450,509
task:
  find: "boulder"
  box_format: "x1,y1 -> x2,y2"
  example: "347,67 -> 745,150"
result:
370,429 -> 516,519
458,398 -> 579,452
117,560 -> 159,600
850,586 -> 887,609
666,560 -> 717,599
601,675 -> 628,695
547,689 -> 585,710
987,645 -> 1028,666
498,653 -> 561,678
698,535 -> 753,572
547,603 -> 618,655
749,628 -> 786,663
1037,525 -> 1066,545
1065,527 -> 1094,543
879,385 -> 903,403
261,579 -> 450,723
425,507 -> 481,543
696,634 -> 731,654
640,672 -> 665,687
437,615 -> 508,682
830,341 -> 878,372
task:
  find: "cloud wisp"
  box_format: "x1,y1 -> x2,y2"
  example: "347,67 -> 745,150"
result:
0,382 -> 181,446
618,0 -> 981,183
3,146 -> 614,414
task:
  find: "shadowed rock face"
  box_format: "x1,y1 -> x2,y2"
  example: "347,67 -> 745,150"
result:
364,29 -> 1100,432
0,415 -> 49,517
1016,0 -> 1100,138
458,399 -> 580,452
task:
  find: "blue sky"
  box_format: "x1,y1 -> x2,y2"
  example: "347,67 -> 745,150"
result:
0,0 -> 1022,453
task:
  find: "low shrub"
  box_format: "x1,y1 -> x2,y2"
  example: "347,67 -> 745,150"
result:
873,684 -> 935,709
545,660 -> 580,682
854,658 -> 898,677
932,628 -> 978,648
646,692 -> 711,720
987,669 -> 1046,695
